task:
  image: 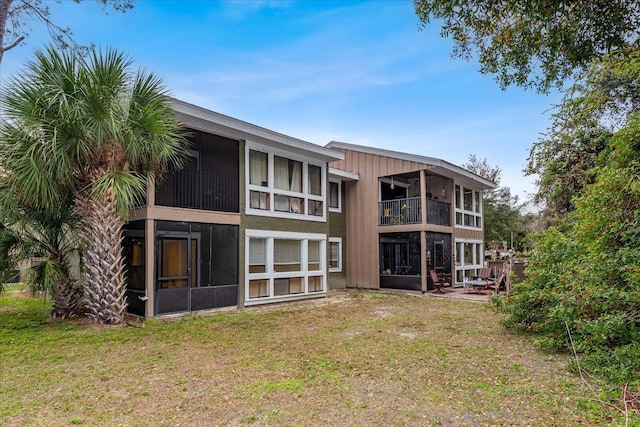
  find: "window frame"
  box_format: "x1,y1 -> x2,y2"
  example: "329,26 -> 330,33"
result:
245,229 -> 327,305
328,179 -> 342,213
454,238 -> 484,285
454,184 -> 483,231
328,237 -> 343,273
246,142 -> 327,221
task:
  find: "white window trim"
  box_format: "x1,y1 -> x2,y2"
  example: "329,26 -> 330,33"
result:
245,142 -> 327,222
328,237 -> 342,273
454,238 -> 484,285
329,179 -> 342,213
245,229 -> 327,305
454,184 -> 483,231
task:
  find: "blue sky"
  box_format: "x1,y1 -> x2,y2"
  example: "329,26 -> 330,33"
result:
0,0 -> 562,203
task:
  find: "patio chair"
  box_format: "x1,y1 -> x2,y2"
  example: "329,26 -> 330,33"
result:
486,269 -> 507,293
429,269 -> 446,294
477,268 -> 496,287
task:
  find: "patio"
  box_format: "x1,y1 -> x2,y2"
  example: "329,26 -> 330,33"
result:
426,286 -> 494,301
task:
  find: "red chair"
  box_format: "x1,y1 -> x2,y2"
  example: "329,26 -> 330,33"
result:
429,269 -> 446,294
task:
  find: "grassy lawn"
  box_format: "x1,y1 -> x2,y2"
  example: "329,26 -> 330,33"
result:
0,286 -> 628,426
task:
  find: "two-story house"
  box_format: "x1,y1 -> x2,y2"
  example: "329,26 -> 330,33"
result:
122,100 -> 494,318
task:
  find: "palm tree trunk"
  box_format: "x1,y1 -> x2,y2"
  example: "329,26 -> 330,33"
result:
51,256 -> 84,319
51,279 -> 83,318
76,186 -> 127,324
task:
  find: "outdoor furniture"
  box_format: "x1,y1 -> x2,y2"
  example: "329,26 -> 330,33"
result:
476,267 -> 496,287
462,276 -> 487,293
486,269 -> 507,294
429,269 -> 446,293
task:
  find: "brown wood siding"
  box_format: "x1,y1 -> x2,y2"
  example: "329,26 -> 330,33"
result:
334,149 -> 436,289
453,228 -> 484,241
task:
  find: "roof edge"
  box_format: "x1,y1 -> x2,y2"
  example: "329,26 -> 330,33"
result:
171,98 -> 344,162
326,140 -> 496,189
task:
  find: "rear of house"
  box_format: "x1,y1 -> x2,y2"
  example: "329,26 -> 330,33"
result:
122,101 -> 495,318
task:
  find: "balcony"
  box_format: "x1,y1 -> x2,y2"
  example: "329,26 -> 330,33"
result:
155,170 -> 239,212
379,197 -> 451,226
379,198 -> 421,225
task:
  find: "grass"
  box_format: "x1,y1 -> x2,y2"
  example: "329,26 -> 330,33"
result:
1,287 -> 633,426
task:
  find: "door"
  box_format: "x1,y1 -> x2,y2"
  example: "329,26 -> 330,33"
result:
433,240 -> 445,273
426,232 -> 452,275
156,233 -> 195,314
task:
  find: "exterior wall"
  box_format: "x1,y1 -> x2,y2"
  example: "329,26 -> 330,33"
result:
332,149 -> 436,289
328,182 -> 347,290
238,141 -> 332,307
453,228 -> 484,241
332,148 -> 488,291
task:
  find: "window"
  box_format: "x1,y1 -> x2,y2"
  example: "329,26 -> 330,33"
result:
249,150 -> 268,187
308,240 -> 321,271
308,165 -> 322,196
274,156 -> 302,193
454,239 -> 483,284
329,238 -> 342,272
246,145 -> 326,220
246,230 -> 327,304
454,184 -> 482,230
329,180 -> 341,212
249,238 -> 267,273
274,239 -> 301,272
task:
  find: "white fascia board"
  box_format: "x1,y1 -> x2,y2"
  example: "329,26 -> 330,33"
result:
328,167 -> 359,181
326,140 -> 496,190
171,98 -> 344,163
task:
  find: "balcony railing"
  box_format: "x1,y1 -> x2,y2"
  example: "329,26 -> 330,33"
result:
155,170 -> 239,212
379,197 -> 421,225
379,197 -> 451,226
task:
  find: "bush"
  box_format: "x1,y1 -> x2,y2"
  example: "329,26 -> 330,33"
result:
493,114 -> 640,386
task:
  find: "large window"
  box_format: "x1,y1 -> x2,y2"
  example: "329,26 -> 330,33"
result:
454,184 -> 482,229
454,239 -> 483,284
246,230 -> 326,304
247,145 -> 326,220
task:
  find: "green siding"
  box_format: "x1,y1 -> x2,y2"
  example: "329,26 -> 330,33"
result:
328,182 -> 347,289
238,141 -> 332,306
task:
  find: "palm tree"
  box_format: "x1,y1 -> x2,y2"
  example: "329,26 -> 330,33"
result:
0,46 -> 187,323
0,202 -> 83,318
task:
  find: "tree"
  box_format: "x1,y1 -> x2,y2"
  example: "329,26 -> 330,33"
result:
414,0 -> 640,93
463,155 -> 526,250
526,49 -> 640,219
494,113 -> 640,386
0,203 -> 83,318
0,0 -> 134,64
0,46 -> 187,323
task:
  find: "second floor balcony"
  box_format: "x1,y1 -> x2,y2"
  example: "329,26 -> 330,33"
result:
379,197 -> 451,226
155,169 -> 239,212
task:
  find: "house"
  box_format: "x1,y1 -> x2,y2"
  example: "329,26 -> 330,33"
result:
325,141 -> 496,292
122,100 -> 495,317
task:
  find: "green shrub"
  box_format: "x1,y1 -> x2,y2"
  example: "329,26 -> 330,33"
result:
493,113 -> 640,386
